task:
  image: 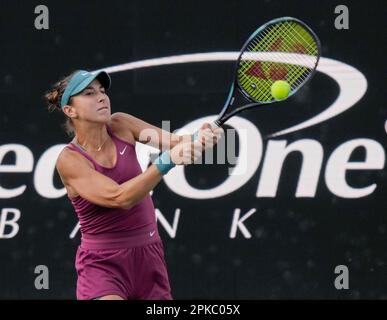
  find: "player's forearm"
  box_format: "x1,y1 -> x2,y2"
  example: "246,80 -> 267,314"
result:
114,138 -> 187,209
116,164 -> 163,209
152,131 -> 192,151
138,129 -> 190,151
168,134 -> 192,149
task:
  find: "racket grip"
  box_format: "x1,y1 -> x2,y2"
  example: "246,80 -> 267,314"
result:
211,120 -> 222,129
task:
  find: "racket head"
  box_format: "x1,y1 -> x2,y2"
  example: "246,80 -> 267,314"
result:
235,17 -> 321,104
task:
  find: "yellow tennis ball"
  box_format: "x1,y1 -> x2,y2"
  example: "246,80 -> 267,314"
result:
271,80 -> 291,100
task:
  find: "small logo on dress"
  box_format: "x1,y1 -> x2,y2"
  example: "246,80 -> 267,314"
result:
119,146 -> 127,155
150,231 -> 155,237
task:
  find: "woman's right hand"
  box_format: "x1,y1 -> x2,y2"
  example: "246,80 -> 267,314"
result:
196,123 -> 224,149
169,141 -> 204,165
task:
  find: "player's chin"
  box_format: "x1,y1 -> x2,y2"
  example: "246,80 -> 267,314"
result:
96,107 -> 111,119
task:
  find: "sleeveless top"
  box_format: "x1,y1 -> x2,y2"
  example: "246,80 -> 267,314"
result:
65,126 -> 157,236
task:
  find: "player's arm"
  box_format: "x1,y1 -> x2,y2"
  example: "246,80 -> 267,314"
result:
56,149 -> 163,209
110,112 -> 192,150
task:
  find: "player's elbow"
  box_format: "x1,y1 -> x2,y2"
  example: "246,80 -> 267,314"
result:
109,185 -> 134,210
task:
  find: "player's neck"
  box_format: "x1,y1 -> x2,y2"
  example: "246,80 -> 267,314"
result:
74,123 -> 109,152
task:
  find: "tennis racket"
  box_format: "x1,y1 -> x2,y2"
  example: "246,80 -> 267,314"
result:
213,16 -> 321,128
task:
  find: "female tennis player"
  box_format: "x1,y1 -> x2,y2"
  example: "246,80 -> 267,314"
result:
45,69 -> 223,300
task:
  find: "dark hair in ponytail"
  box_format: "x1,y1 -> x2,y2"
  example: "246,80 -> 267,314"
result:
44,71 -> 78,137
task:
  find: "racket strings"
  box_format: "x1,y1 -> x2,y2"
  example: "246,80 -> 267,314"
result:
240,24 -> 315,91
241,25 -> 316,98
240,25 -> 282,73
240,24 -> 304,77
280,23 -> 318,81
237,21 -> 319,102
239,26 -> 283,101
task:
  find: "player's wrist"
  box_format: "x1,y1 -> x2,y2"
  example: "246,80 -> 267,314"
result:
154,151 -> 176,175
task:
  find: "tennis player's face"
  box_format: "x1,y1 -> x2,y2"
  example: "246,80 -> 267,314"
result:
71,79 -> 111,123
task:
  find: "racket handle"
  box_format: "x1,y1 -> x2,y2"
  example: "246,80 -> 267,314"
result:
211,119 -> 223,128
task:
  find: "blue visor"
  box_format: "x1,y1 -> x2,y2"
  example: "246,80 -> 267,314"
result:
60,70 -> 111,108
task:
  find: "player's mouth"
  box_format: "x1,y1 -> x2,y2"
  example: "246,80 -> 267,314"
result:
97,106 -> 109,111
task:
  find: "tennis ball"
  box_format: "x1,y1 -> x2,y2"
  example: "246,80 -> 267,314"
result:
271,80 -> 291,100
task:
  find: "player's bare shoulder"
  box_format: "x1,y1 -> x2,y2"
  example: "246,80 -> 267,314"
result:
109,112 -> 136,145
56,145 -> 93,181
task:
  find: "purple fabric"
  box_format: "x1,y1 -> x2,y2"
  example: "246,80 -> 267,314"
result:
76,236 -> 172,300
66,125 -> 157,236
64,125 -> 171,299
